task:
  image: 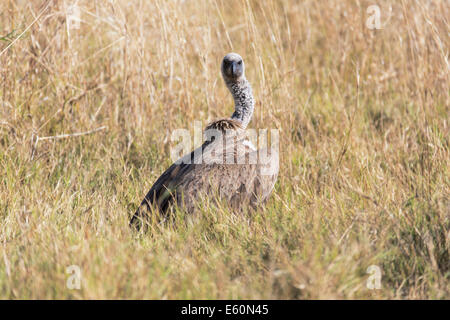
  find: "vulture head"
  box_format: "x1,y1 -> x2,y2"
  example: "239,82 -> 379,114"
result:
221,52 -> 245,82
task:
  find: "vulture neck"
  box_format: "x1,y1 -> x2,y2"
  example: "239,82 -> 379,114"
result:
226,78 -> 254,129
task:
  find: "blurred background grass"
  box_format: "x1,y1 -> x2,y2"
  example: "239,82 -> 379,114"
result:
0,0 -> 448,299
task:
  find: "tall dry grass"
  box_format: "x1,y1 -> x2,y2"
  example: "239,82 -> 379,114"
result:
0,0 -> 448,299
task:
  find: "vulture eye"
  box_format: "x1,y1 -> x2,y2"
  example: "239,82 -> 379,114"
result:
238,60 -> 242,65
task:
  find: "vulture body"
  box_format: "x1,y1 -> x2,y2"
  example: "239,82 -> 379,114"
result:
131,53 -> 278,228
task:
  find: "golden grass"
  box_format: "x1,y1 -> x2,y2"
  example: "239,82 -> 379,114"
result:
0,0 -> 448,299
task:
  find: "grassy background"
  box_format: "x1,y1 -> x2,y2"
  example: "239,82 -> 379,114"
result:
0,0 -> 448,299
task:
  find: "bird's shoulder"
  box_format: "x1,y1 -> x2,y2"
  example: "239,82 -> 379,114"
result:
205,118 -> 243,132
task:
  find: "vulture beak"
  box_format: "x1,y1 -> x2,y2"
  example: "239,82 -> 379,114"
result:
231,61 -> 238,77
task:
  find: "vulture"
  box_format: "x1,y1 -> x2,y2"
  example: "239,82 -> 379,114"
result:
131,53 -> 279,229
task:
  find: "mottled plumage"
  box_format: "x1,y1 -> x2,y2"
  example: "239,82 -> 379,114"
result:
205,118 -> 243,131
131,53 -> 278,229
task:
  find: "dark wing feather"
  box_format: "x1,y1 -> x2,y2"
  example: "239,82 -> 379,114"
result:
130,142 -> 210,227
130,119 -> 278,229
